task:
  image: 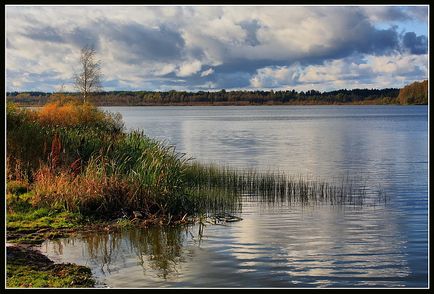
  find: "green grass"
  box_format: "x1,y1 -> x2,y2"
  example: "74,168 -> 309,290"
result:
7,191 -> 85,244
7,246 -> 95,288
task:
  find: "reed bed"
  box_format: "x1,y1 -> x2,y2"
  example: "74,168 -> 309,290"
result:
185,162 -> 384,207
7,101 -> 386,224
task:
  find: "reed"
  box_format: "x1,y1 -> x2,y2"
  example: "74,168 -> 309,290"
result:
184,162 -> 379,206
6,101 -> 123,178
7,101 -> 385,224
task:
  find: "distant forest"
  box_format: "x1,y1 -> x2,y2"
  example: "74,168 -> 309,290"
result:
6,80 -> 428,106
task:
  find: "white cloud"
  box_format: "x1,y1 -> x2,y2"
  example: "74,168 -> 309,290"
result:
367,54 -> 427,76
250,64 -> 302,88
153,63 -> 177,76
361,6 -> 428,22
250,53 -> 427,91
176,60 -> 202,77
200,68 -> 214,77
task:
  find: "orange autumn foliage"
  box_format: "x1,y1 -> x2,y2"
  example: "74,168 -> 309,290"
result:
36,100 -> 106,128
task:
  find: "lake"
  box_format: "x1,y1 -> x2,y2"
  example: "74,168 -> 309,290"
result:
39,105 -> 428,288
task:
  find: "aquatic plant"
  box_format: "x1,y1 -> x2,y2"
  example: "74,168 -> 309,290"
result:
184,162 -> 382,206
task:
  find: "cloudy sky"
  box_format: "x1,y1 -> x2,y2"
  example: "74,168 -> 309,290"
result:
5,5 -> 429,92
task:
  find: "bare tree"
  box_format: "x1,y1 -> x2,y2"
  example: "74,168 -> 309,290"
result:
74,45 -> 102,103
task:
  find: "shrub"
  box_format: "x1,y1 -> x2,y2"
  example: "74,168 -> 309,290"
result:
36,100 -> 123,132
6,101 -> 124,178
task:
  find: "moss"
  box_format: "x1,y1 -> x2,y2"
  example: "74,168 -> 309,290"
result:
6,246 -> 95,288
7,192 -> 85,244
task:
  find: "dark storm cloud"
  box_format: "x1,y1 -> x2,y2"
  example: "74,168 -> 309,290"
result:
213,24 -> 425,83
8,69 -> 61,82
147,66 -> 251,90
383,7 -> 411,20
7,68 -> 66,91
104,22 -> 185,62
350,27 -> 400,55
103,79 -> 124,88
204,27 -> 401,78
402,32 -> 428,54
314,10 -> 402,57
20,22 -> 100,49
19,20 -> 185,62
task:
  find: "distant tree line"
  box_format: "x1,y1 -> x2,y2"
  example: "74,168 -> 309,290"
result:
6,80 -> 428,106
6,88 -> 400,106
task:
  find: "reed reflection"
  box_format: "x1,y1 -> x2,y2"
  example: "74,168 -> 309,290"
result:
60,226 -> 200,279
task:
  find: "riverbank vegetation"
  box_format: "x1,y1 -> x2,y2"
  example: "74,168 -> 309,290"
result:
7,99 -> 192,221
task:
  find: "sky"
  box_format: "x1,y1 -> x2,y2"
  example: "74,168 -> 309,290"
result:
5,5 -> 429,92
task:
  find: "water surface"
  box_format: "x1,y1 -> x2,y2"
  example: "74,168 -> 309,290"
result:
40,105 -> 428,288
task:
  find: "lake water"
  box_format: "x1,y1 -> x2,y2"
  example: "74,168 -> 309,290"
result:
39,105 -> 428,288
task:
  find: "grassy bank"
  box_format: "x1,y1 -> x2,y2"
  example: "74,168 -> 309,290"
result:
7,192 -> 83,244
7,100 -> 197,220
7,245 -> 95,288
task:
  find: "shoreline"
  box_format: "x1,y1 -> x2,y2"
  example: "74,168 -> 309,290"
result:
6,244 -> 95,288
6,210 -> 201,288
6,212 -> 197,245
12,102 -> 420,107
6,209 -> 236,288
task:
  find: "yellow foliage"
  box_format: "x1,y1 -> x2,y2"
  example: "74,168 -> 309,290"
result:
398,80 -> 428,105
